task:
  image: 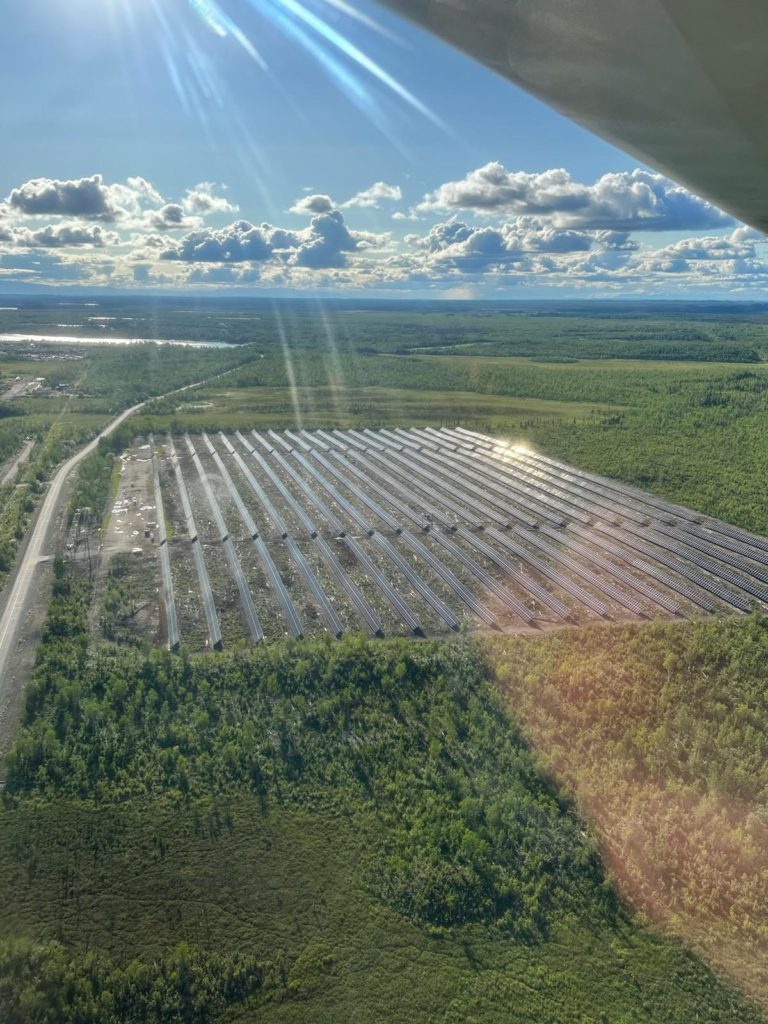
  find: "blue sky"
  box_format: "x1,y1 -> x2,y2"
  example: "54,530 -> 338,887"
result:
0,0 -> 765,297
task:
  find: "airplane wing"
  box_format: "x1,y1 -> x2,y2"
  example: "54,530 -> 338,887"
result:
377,0 -> 768,231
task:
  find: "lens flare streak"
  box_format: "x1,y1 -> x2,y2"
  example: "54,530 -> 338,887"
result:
258,0 -> 443,127
178,0 -> 442,133
190,0 -> 268,68
320,0 -> 404,44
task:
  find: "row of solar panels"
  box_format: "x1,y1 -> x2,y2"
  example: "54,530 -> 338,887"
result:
147,427 -> 768,649
263,427 -> 768,613
151,430 -> 563,646
153,432 -> 520,646
299,426 -> 768,614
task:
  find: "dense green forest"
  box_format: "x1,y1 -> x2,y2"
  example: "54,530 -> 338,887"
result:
3,297 -> 768,361
1,560 -> 762,1022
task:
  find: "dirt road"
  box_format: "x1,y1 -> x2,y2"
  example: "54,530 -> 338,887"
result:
0,439 -> 35,488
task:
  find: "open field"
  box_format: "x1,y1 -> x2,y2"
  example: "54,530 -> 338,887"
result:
148,384 -> 614,433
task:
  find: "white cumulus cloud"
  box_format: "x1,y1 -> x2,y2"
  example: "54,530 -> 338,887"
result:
290,194 -> 335,216
7,175 -> 121,222
418,163 -> 735,232
2,166 -> 764,295
182,183 -> 237,216
342,181 -> 402,208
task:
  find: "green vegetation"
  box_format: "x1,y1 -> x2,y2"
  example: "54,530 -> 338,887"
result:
0,340 -> 252,415
177,347 -> 745,406
5,566 -> 608,938
7,297 -> 767,361
5,299 -> 768,542
525,368 -> 768,532
494,616 -> 768,1008
0,941 -> 265,1024
99,553 -> 144,644
0,425 -> 93,575
68,423 -> 144,523
5,300 -> 768,1019
1,561 -> 762,1022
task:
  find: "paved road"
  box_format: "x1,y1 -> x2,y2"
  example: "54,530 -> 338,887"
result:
0,368 -> 239,713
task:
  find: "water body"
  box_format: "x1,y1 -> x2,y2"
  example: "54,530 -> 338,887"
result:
0,333 -> 232,348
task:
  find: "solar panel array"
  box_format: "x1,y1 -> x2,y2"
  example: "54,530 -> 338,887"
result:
146,427 -> 768,649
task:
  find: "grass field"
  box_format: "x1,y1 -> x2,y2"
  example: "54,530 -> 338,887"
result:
140,384 -> 614,433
